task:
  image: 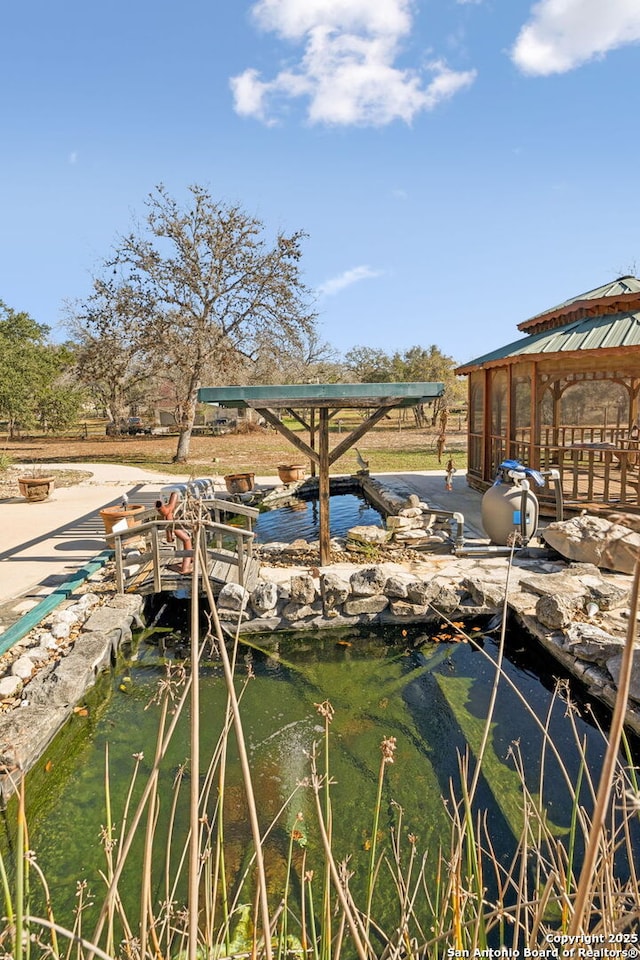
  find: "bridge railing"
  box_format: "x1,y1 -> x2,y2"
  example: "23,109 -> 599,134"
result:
105,513 -> 257,594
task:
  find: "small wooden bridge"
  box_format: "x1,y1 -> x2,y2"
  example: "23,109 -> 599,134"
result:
106,499 -> 261,596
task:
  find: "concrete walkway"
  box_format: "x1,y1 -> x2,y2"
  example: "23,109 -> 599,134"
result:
0,463 -> 192,624
0,463 -> 486,628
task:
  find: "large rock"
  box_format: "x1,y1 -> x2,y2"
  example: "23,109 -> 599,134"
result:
536,593 -> 581,629
386,515 -> 423,531
290,574 -> 317,605
218,583 -> 249,610
461,576 -> 509,609
11,657 -> 35,680
389,600 -> 427,618
577,575 -> 630,610
320,573 -> 350,609
562,623 -> 626,664
343,595 -> 389,616
606,653 -> 640,704
350,566 -> 387,597
406,579 -> 440,605
250,581 -> 279,615
384,575 -> 411,599
542,516 -> 640,574
346,526 -> 389,545
606,512 -> 640,535
520,572 -> 587,599
0,676 -> 23,699
430,584 -> 461,615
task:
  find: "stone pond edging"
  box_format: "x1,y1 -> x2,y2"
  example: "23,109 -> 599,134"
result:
0,592 -> 143,800
216,554 -> 640,736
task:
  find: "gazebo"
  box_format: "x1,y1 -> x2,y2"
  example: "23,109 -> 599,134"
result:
455,276 -> 640,512
197,381 -> 444,564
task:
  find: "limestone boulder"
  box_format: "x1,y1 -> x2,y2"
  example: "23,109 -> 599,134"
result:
0,676 -> 23,699
562,623 -> 626,664
282,601 -> 321,621
578,575 -> 630,610
218,582 -> 249,611
343,595 -> 389,616
520,572 -> 587,599
606,512 -> 640,535
11,657 -> 35,680
406,579 -> 439,605
320,573 -> 350,609
346,526 -> 389,546
461,576 -> 509,609
536,593 -> 581,630
606,653 -> 640,704
389,600 -> 427,618
542,516 -> 640,574
384,575 -> 411,599
250,581 -> 279,615
386,515 -> 423,531
430,584 -> 461,614
50,620 -> 72,640
290,574 -> 317,605
350,566 -> 387,597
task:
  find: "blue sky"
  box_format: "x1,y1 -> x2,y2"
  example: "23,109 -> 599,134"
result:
1,0 -> 639,365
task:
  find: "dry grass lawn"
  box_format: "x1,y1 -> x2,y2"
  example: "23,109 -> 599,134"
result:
1,416 -> 467,480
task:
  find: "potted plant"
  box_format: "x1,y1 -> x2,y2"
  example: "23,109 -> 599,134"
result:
18,467 -> 56,502
99,502 -> 147,535
277,464 -> 306,484
224,472 -> 255,495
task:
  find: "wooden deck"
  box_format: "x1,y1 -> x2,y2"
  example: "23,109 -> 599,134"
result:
106,498 -> 260,596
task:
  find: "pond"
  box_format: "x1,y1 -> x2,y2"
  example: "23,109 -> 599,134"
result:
255,491 -> 384,543
8,614 -> 635,947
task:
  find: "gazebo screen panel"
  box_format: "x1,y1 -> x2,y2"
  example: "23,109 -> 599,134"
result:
489,368 -> 508,477
511,373 -> 532,464
468,371 -> 485,479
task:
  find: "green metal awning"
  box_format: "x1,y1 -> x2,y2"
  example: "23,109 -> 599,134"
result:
198,381 -> 444,409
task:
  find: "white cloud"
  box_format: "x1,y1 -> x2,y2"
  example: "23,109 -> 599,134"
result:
68,151 -> 78,164
512,0 -> 640,75
231,0 -> 476,125
317,265 -> 383,297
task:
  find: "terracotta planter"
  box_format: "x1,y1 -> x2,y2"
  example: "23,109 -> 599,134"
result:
18,477 -> 55,502
224,472 -> 255,495
99,503 -> 146,535
277,464 -> 306,484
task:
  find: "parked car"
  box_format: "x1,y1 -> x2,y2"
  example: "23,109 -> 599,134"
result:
126,417 -> 152,435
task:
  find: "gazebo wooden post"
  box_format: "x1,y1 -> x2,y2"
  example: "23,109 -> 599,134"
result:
318,408 -> 330,566
310,408 -> 317,477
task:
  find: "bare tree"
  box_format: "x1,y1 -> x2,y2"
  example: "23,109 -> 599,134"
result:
67,280 -> 153,430
102,184 -> 316,461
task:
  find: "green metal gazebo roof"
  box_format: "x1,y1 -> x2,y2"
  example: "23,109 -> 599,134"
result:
198,381 -> 444,408
456,307 -> 640,374
521,274 -> 640,330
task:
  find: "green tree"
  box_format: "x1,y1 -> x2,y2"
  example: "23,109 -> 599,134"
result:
90,184 -> 316,462
344,342 -> 464,426
343,345 -> 393,382
0,302 -> 80,437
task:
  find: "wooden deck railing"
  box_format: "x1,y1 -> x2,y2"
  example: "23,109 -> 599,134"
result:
469,436 -> 640,509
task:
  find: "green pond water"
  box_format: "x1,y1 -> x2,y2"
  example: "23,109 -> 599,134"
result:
3,619 -> 621,932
